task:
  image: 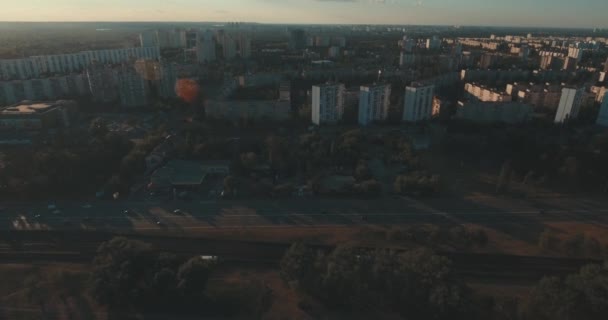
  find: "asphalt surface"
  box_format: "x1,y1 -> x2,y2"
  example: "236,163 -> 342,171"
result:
2,196 -> 608,232
2,195 -> 608,233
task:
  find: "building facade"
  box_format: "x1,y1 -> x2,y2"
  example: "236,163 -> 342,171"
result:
598,97 -> 608,126
312,83 -> 345,125
0,100 -> 76,131
358,84 -> 391,126
402,83 -> 434,122
196,30 -> 217,63
554,87 -> 584,123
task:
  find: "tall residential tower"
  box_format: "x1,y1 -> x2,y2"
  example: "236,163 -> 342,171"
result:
312,83 -> 345,125
358,84 -> 391,126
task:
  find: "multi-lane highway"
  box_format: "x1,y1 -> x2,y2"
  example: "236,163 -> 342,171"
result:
3,195 -> 608,232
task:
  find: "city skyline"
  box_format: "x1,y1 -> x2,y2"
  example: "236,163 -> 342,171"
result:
1,0 -> 607,29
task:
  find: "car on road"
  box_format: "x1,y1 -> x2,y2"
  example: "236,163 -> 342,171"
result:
156,220 -> 164,226
123,209 -> 132,215
34,214 -> 41,219
173,209 -> 183,215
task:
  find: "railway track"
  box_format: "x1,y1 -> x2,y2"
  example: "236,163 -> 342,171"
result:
0,230 -> 602,282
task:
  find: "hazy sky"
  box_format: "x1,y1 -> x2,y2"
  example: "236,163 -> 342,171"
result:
0,0 -> 606,28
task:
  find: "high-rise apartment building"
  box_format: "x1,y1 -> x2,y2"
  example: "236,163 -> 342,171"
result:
196,30 -> 216,63
140,31 -> 158,47
114,65 -> 149,107
402,83 -> 435,122
289,29 -> 307,50
598,96 -> 608,126
156,29 -> 186,48
554,87 -> 584,123
312,83 -> 345,125
426,36 -> 441,50
562,56 -> 578,71
219,32 -> 238,60
358,84 -> 391,126
236,34 -> 252,58
568,47 -> 583,62
480,53 -> 498,69
87,65 -> 118,103
0,59 -> 40,81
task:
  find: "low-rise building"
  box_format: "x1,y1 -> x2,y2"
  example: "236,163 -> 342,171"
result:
0,100 -> 76,131
464,83 -> 512,102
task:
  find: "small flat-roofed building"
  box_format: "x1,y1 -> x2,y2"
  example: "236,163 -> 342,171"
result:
0,100 -> 75,131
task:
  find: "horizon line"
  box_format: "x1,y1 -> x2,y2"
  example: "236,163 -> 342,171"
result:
0,21 -> 602,31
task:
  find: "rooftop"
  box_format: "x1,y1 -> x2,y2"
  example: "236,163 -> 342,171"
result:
1,102 -> 58,115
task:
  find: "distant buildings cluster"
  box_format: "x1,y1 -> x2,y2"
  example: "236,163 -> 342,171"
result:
311,82 -> 436,126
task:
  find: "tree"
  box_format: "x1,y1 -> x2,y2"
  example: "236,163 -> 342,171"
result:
354,179 -> 383,196
89,117 -> 109,139
281,244 -> 474,317
280,243 -> 320,290
355,161 -> 372,181
524,264 -> 608,320
177,257 -> 214,297
394,171 -> 440,196
91,237 -> 153,306
240,152 -> 258,170
223,175 -> 238,196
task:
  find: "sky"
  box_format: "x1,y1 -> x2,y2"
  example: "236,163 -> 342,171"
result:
0,0 -> 606,29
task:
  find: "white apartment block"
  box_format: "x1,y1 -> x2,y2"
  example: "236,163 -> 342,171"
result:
114,66 -> 149,107
403,83 -> 435,122
426,36 -> 441,50
196,30 -> 217,63
140,31 -> 158,47
312,83 -> 345,125
222,33 -> 238,60
358,84 -> 391,126
568,47 -> 583,62
464,83 -> 511,102
0,47 -> 160,81
0,59 -> 40,81
155,29 -> 186,48
554,87 -> 584,123
0,74 -> 89,106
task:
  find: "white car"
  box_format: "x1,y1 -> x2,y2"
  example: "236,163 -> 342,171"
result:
173,209 -> 183,215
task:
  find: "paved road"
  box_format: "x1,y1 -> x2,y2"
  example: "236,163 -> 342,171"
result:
2,195 -> 608,232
